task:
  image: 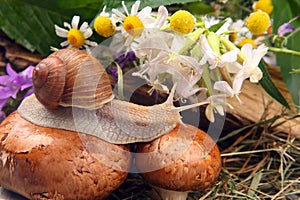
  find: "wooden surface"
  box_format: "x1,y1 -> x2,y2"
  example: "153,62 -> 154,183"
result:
0,30 -> 43,72
226,65 -> 300,138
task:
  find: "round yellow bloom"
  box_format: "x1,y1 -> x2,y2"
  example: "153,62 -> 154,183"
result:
67,28 -> 85,47
253,0 -> 274,15
170,10 -> 195,34
247,11 -> 270,35
94,16 -> 116,37
237,38 -> 257,47
123,15 -> 144,37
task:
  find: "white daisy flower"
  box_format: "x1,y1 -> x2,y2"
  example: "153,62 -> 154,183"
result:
112,1 -> 155,37
201,15 -> 220,29
230,19 -> 252,38
54,15 -> 97,49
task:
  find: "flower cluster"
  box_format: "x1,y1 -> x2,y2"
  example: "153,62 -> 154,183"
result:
53,1 -> 272,122
0,64 -> 34,122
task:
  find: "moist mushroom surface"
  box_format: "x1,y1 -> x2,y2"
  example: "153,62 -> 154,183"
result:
136,123 -> 222,199
0,111 -> 131,200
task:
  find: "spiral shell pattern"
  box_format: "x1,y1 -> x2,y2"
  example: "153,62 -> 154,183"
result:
33,48 -> 114,110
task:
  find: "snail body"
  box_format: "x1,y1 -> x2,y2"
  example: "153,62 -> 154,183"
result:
19,48 -> 205,144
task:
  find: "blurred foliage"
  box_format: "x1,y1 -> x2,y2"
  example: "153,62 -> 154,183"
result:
0,0 -> 104,56
272,0 -> 300,107
0,0 -> 200,56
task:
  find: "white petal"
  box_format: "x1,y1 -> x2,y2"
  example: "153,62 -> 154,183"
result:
199,55 -> 208,65
200,35 -> 211,51
179,55 -> 202,74
54,25 -> 68,38
137,6 -> 152,19
249,68 -> 263,82
205,105 -> 215,122
71,15 -> 80,29
60,40 -> 69,47
112,9 -> 126,20
154,6 -> 168,28
122,1 -> 129,16
85,40 -> 98,47
226,62 -> 242,74
64,22 -> 71,29
232,76 -> 244,93
83,28 -> 93,38
220,48 -> 239,63
131,1 -> 140,15
100,6 -> 109,17
215,105 -> 225,116
241,43 -> 253,60
253,44 -> 268,64
214,81 -> 233,96
79,21 -> 89,32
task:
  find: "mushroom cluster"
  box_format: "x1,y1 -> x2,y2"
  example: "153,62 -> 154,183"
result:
0,48 -> 222,199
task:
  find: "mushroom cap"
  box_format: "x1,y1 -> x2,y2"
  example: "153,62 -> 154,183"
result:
135,123 -> 222,191
0,111 -> 131,200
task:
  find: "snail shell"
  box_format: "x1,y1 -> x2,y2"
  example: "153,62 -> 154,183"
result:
33,48 -> 114,110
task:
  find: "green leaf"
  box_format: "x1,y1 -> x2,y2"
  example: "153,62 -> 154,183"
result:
272,0 -> 300,106
101,0 -> 200,15
0,0 -> 103,56
208,20 -> 227,33
259,61 -> 290,109
182,2 -> 214,15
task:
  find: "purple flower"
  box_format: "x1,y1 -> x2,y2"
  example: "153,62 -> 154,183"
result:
0,63 -> 35,115
278,23 -> 295,36
108,66 -> 119,82
0,63 -> 34,100
277,16 -> 299,36
108,51 -> 136,82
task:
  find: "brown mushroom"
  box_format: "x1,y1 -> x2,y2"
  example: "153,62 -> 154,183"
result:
135,123 -> 222,200
0,111 -> 131,200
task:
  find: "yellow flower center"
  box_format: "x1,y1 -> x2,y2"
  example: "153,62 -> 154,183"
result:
165,53 -> 178,64
94,16 -> 116,38
123,15 -> 144,37
229,32 -> 238,43
237,38 -> 257,47
253,0 -> 274,15
247,11 -> 270,35
170,10 -> 195,34
67,28 -> 85,47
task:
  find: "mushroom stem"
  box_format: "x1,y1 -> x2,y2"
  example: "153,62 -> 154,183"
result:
155,186 -> 189,200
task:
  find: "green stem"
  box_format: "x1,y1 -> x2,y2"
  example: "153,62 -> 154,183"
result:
268,47 -> 300,57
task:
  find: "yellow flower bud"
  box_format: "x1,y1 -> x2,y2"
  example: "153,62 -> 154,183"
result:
253,0 -> 274,15
247,11 -> 270,35
94,16 -> 116,38
170,10 -> 195,34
